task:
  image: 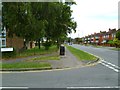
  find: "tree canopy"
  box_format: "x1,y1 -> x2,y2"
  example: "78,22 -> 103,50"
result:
2,2 -> 77,49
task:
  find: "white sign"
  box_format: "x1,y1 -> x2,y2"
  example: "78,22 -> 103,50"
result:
1,48 -> 13,52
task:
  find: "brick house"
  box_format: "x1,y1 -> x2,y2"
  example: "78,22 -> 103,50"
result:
6,34 -> 24,52
81,28 -> 118,47
107,28 -> 116,40
90,34 -> 95,44
99,31 -> 106,46
94,33 -> 100,45
6,34 -> 36,52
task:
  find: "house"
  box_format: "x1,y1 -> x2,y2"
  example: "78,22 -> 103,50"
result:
6,34 -> 24,52
90,34 -> 95,44
99,31 -> 106,46
94,33 -> 100,45
108,28 -> 116,40
102,29 -> 116,46
81,28 -> 118,47
0,28 -> 35,52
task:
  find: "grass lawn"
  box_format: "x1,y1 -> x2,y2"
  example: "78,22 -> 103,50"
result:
2,45 -> 59,59
31,55 -> 60,61
1,45 -> 59,69
18,45 -> 58,57
1,62 -> 51,69
66,45 -> 97,60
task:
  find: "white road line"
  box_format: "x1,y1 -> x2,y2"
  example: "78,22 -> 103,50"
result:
101,59 -> 120,69
67,86 -> 120,89
0,87 -> 29,89
80,49 -> 119,73
101,62 -> 119,72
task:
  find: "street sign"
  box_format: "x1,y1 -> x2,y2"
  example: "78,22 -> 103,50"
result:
1,48 -> 13,52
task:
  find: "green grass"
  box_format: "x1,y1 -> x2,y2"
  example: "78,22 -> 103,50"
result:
1,62 -> 51,69
17,45 -> 58,58
66,45 -> 97,60
1,45 -> 59,69
31,55 -> 60,61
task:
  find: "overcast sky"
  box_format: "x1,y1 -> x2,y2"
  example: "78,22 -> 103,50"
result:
69,0 -> 119,38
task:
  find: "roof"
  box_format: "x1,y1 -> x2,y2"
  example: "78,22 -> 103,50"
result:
107,28 -> 116,34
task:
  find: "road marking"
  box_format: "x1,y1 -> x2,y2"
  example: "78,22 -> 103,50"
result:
100,59 -> 119,73
67,86 -> 120,89
75,47 -> 119,73
101,62 -> 119,72
0,87 -> 29,89
101,59 -> 120,69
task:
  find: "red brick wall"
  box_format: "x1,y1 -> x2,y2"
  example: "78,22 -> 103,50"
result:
99,36 -> 103,44
109,34 -> 112,40
6,34 -> 24,51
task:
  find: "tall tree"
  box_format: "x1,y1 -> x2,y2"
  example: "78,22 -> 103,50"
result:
2,2 -> 77,50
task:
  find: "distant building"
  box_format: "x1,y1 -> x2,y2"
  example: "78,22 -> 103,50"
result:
81,28 -> 118,47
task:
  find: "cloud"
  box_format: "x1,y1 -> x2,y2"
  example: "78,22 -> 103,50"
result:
70,0 -> 119,38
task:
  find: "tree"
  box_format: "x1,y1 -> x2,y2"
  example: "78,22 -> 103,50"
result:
2,2 -> 77,50
113,38 -> 120,48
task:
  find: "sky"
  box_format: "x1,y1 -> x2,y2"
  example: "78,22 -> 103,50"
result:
69,0 -> 119,38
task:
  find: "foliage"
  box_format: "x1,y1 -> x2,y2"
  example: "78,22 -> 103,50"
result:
18,45 -> 58,57
74,37 -> 82,44
108,40 -> 114,45
43,41 -> 52,50
116,30 -> 120,40
113,38 -> 120,48
2,2 -> 77,49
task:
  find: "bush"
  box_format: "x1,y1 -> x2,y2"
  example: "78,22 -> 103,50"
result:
113,38 -> 120,48
2,48 -> 16,59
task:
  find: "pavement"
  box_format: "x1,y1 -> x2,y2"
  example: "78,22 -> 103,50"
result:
47,47 -> 84,69
1,46 -> 99,71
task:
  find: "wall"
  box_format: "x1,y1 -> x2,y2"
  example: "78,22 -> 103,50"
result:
6,35 -> 24,52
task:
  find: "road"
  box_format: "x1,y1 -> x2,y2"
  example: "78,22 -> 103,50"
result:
71,44 -> 119,66
1,44 -> 119,89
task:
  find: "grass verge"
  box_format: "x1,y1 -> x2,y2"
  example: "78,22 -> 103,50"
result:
1,62 -> 51,69
18,45 -> 58,57
2,45 -> 58,59
66,45 -> 97,60
31,55 -> 60,61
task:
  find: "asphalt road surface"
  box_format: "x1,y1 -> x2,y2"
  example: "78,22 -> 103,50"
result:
1,44 -> 119,89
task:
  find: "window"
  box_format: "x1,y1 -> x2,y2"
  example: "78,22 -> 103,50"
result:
1,38 -> 6,47
2,40 -> 5,45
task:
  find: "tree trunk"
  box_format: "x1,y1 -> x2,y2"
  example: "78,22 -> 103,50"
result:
38,38 -> 40,49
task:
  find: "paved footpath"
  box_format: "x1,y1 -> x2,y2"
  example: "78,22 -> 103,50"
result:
48,47 -> 83,69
